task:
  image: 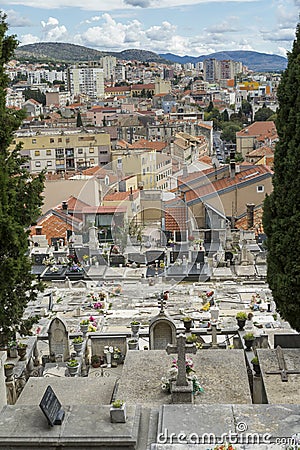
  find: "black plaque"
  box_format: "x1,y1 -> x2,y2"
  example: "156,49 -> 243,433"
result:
274,334 -> 300,348
39,386 -> 65,426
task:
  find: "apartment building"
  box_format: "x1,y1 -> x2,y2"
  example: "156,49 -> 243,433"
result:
236,121 -> 278,157
101,56 -> 117,81
12,130 -> 111,173
67,65 -> 104,99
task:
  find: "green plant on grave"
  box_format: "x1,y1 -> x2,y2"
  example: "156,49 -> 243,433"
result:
72,336 -> 83,344
236,311 -> 247,320
80,319 -> 89,325
131,320 -> 140,325
182,316 -> 192,322
67,359 -> 79,367
17,342 -> 27,349
186,334 -> 197,343
112,399 -> 124,408
243,333 -> 255,340
251,356 -> 259,365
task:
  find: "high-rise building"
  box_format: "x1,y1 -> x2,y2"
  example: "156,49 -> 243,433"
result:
67,65 -> 104,99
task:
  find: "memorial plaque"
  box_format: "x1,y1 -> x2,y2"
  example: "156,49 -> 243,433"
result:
274,334 -> 300,348
149,317 -> 176,350
48,318 -> 70,361
39,386 -> 65,426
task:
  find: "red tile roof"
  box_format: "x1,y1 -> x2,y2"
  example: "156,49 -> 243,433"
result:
82,206 -> 127,214
165,203 -> 188,231
103,190 -> 139,201
30,213 -> 73,245
237,121 -> 278,141
185,165 -> 273,203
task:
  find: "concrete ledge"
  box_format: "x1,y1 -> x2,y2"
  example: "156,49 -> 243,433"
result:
0,404 -> 141,449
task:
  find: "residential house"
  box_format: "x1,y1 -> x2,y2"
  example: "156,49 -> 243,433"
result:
236,121 -> 278,158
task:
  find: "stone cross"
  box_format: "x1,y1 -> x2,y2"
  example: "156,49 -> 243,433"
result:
158,293 -> 166,313
265,346 -> 300,382
166,333 -> 197,386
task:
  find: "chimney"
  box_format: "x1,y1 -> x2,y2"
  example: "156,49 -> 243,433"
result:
230,161 -> 236,178
35,226 -> 42,235
246,203 -> 255,229
62,201 -> 68,212
129,186 -> 133,201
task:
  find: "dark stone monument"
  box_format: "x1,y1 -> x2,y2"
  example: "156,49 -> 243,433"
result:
274,334 -> 300,349
39,386 -> 65,426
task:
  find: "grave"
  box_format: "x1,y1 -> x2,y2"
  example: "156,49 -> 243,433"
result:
48,317 -> 70,362
258,347 -> 300,404
117,350 -> 252,407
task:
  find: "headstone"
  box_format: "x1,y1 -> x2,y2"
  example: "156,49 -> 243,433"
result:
88,226 -> 99,251
149,316 -> 176,350
48,318 -> 70,362
39,385 -> 65,426
274,334 -> 300,348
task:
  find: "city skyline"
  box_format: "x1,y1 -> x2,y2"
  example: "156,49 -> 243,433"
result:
1,0 -> 299,58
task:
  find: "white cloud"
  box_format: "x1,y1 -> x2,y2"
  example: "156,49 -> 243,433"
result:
19,34 -> 40,45
4,9 -> 32,27
261,28 -> 296,42
41,16 -> 68,41
277,46 -> 288,57
206,17 -> 240,34
0,0 -> 262,11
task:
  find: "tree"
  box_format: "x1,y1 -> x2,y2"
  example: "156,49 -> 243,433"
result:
220,123 -> 242,143
262,22 -> 300,331
254,106 -> 274,121
0,14 -> 45,342
23,88 -> 46,106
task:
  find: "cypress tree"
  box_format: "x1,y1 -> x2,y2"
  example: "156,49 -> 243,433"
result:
263,23 -> 300,331
0,13 -> 45,341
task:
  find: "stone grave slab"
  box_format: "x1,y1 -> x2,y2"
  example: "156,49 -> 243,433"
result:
124,268 -> 147,279
16,377 -> 117,406
86,265 -> 107,278
235,265 -> 256,277
0,404 -> 140,449
153,403 -> 300,449
256,265 -> 267,277
117,350 -> 251,407
105,267 -> 127,279
211,267 -> 233,279
258,348 -> 300,404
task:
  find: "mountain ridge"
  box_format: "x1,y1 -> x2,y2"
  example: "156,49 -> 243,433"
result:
15,42 -> 287,72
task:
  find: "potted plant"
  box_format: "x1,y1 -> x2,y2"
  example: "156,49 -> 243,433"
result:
128,338 -> 138,350
110,399 -> 126,423
72,336 -> 83,355
251,356 -> 261,375
80,319 -> 89,335
17,342 -> 27,361
4,363 -> 15,381
182,316 -> 193,332
236,312 -> 247,330
186,334 -> 198,343
91,355 -> 102,368
130,320 -> 141,335
67,358 -> 79,376
243,332 -> 255,351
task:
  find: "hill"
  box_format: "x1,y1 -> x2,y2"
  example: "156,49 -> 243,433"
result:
14,43 -> 287,72
15,42 -> 166,63
160,50 -> 287,72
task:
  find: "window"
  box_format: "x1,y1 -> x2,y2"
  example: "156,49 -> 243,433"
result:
89,148 -> 94,153
78,148 -> 83,154
47,161 -> 52,166
32,139 -> 36,144
34,150 -> 40,156
90,158 -> 95,164
58,138 -> 62,143
46,149 -> 51,155
50,138 -> 55,143
257,185 -> 264,193
35,161 -> 41,167
99,151 -> 108,154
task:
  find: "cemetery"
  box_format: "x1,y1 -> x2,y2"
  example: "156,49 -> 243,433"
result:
0,225 -> 299,450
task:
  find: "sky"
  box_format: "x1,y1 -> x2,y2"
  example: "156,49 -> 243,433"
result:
1,0 -> 300,58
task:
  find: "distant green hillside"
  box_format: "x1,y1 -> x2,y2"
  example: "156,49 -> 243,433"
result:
15,42 -> 166,63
